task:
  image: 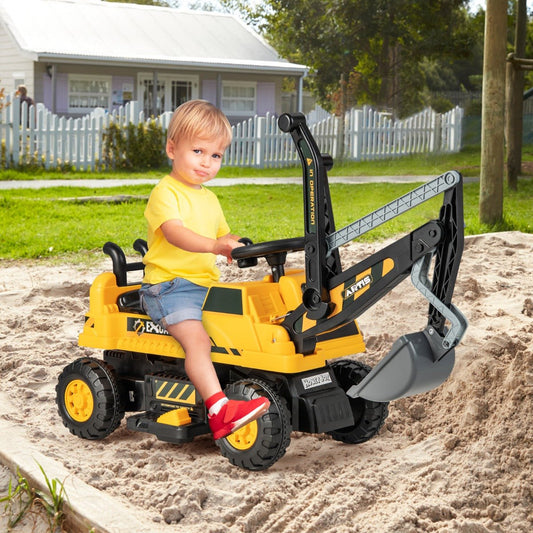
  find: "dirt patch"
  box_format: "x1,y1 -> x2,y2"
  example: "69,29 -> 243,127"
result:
1,232 -> 532,532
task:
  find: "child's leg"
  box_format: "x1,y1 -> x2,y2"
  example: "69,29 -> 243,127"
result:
165,319 -> 221,400
165,319 -> 270,440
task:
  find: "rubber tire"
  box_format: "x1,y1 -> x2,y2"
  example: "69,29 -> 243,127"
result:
327,360 -> 389,444
56,357 -> 125,439
216,379 -> 292,471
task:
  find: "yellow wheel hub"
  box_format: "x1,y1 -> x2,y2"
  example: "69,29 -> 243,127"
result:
64,379 -> 94,422
226,420 -> 258,450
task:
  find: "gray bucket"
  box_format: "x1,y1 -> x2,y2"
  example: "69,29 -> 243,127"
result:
347,330 -> 455,402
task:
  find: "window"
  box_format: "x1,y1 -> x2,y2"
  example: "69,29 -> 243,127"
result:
222,82 -> 256,116
138,74 -> 198,116
13,73 -> 25,90
171,80 -> 193,108
68,76 -> 111,113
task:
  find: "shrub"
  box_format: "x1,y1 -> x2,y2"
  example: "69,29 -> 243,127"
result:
103,118 -> 167,170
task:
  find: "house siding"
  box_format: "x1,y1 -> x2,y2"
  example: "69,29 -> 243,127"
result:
36,63 -> 285,120
202,79 -> 217,106
257,82 -> 276,116
202,74 -> 281,122
0,21 -> 34,94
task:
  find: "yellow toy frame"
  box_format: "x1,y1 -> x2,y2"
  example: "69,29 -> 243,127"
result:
56,113 -> 467,470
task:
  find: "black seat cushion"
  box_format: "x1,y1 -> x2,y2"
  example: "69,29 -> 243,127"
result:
117,289 -> 144,315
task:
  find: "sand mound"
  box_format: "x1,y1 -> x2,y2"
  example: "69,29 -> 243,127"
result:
0,232 -> 532,532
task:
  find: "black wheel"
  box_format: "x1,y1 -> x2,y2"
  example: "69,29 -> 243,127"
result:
216,379 -> 291,471
327,360 -> 389,444
56,357 -> 124,439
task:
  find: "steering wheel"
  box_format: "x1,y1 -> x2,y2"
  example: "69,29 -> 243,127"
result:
232,236 -> 305,261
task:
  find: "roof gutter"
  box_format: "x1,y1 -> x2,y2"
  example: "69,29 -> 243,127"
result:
36,53 -> 309,77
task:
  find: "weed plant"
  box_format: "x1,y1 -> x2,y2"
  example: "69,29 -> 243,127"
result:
0,463 -> 66,532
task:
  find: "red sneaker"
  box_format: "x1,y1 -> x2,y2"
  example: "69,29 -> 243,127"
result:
208,397 -> 270,440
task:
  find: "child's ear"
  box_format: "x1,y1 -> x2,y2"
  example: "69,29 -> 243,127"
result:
166,139 -> 175,160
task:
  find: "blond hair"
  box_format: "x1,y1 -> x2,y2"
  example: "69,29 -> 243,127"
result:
167,100 -> 232,148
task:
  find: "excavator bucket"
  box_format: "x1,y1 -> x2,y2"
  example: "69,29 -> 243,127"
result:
347,330 -> 455,402
347,254 -> 468,403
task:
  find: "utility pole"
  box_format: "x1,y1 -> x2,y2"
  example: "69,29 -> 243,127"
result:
479,0 -> 508,225
505,0 -> 528,190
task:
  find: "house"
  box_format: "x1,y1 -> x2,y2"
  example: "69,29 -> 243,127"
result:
0,0 -> 308,122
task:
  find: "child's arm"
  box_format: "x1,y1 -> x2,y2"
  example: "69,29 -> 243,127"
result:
161,219 -> 241,261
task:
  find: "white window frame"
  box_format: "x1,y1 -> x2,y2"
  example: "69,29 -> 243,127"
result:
221,81 -> 257,117
137,73 -> 199,115
12,72 -> 25,90
68,74 -> 111,114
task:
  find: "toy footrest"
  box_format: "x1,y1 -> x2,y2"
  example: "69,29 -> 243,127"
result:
126,411 -> 210,443
117,289 -> 144,314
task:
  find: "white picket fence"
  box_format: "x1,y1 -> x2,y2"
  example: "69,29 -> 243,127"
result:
224,105 -> 463,167
0,92 -> 463,171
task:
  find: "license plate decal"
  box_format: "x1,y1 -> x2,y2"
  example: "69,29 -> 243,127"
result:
301,372 -> 332,390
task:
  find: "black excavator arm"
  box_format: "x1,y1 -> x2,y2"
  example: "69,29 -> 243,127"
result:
233,113 -> 468,402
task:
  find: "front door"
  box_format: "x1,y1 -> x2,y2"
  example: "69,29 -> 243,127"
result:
138,74 -> 199,116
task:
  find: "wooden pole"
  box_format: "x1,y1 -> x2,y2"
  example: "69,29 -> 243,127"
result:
505,0 -> 527,190
479,0 -> 508,225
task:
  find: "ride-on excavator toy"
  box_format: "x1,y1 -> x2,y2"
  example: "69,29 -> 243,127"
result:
56,113 -> 468,470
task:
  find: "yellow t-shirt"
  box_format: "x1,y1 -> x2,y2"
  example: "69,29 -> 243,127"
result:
143,175 -> 230,286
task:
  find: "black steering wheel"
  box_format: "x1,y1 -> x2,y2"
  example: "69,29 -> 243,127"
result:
232,237 -> 305,281
231,236 -> 305,260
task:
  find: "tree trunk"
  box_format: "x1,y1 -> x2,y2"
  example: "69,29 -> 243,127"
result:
480,0 -> 508,225
505,0 -> 527,191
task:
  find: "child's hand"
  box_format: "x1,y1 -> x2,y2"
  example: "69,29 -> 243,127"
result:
213,234 -> 244,263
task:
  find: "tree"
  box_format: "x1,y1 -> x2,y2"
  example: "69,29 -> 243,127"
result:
506,0 -> 528,190
479,0 -> 508,225
225,0 -> 473,116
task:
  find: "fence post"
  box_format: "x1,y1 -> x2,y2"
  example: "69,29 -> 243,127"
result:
352,108 -> 362,160
255,116 -> 265,168
452,106 -> 463,152
74,119 -> 81,171
51,113 -> 59,168
130,100 -> 140,126
12,94 -> 20,166
44,111 -> 52,169
434,111 -> 442,153
2,94 -> 12,167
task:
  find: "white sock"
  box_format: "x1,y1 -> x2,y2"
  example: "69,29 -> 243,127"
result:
208,396 -> 229,416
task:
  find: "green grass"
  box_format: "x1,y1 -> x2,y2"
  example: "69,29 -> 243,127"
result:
0,463 -> 66,531
1,177 -> 532,261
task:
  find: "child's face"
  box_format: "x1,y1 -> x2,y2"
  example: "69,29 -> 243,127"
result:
166,136 -> 226,189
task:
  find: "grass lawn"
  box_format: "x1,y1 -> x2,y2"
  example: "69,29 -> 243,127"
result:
1,144 -> 532,260
1,175 -> 532,261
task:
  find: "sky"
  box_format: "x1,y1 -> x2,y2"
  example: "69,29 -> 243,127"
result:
469,0 -> 533,12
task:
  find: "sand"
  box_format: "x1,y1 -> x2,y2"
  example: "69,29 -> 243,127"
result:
0,231 -> 532,532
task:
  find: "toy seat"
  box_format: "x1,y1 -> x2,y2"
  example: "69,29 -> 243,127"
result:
117,289 -> 144,314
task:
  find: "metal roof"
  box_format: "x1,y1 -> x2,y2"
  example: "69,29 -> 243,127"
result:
0,0 -> 307,75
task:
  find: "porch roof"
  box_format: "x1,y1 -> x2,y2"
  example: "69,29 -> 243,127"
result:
0,0 -> 307,76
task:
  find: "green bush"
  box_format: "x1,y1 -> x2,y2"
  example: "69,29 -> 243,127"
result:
1,138 -> 7,169
103,119 -> 167,170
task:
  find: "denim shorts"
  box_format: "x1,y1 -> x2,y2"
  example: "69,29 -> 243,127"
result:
139,278 -> 208,328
